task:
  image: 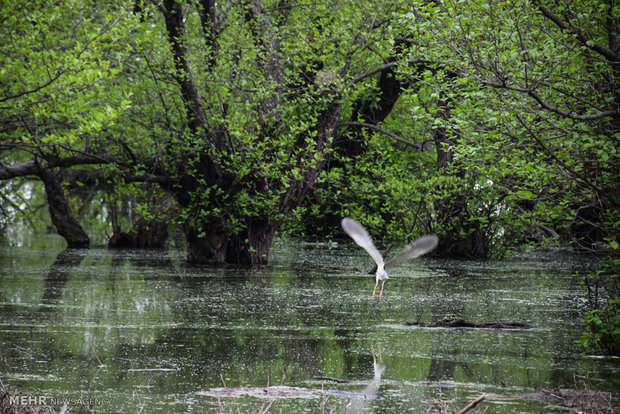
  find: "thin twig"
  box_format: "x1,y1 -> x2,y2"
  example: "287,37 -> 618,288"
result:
338,121 -> 423,149
90,343 -> 104,366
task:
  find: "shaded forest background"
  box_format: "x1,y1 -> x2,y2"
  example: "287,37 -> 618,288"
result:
0,0 -> 618,353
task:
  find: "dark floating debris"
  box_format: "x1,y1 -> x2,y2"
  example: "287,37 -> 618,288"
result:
312,375 -> 352,384
403,318 -> 532,329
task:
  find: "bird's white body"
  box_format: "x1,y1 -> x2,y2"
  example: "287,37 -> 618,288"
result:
375,264 -> 388,281
341,217 -> 438,299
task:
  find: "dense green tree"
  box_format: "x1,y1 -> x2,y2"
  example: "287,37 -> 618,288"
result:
1,0 -> 432,262
0,0 -> 136,246
293,0 -> 617,259
1,0 -> 617,262
131,0 -> 440,264
421,0 -> 619,254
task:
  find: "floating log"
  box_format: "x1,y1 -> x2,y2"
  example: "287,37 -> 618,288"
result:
403,319 -> 532,329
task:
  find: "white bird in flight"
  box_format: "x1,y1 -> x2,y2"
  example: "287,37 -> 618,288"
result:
341,217 -> 439,299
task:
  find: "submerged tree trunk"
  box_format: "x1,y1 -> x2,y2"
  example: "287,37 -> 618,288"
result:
108,218 -> 169,249
184,218 -> 227,264
37,164 -> 90,248
184,220 -> 278,266
225,219 -> 280,265
132,218 -> 169,249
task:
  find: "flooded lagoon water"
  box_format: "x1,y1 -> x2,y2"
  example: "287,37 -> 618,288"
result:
0,240 -> 618,413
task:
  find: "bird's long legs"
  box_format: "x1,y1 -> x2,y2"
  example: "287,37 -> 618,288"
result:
372,280 -> 386,299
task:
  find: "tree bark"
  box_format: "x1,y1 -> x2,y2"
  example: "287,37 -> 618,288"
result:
0,156 -> 111,179
225,218 -> 280,265
37,164 -> 90,248
184,218 -> 227,264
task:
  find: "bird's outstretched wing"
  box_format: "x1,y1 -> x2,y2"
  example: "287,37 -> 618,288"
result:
341,218 -> 385,268
385,235 -> 438,269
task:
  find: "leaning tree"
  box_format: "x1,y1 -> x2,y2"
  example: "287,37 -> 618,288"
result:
0,0 -> 134,247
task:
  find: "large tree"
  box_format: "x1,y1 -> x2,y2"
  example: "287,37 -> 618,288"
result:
0,0 -> 135,246
131,0 -> 434,264
2,0 -> 430,263
294,0 -> 617,257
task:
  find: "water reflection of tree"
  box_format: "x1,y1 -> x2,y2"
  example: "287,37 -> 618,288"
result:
39,248 -> 88,310
425,261 -> 470,383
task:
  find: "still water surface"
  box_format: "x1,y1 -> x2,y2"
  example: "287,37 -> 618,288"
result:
0,239 -> 618,412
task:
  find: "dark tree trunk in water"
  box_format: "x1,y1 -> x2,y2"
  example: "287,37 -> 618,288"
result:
225,219 -> 280,265
132,219 -> 169,248
108,218 -> 169,249
37,165 -> 90,248
185,218 -> 280,265
184,221 -> 227,265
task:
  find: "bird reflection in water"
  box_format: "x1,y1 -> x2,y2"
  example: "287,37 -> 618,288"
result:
343,344 -> 386,413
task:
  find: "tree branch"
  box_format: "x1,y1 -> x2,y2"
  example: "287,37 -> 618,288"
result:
0,71 -> 64,103
346,59 -> 432,88
536,3 -> 618,63
481,81 -> 619,120
514,113 -> 603,195
457,394 -> 487,414
162,0 -> 210,141
338,121 -> 423,149
197,0 -> 219,69
0,156 -> 113,180
527,89 -> 619,120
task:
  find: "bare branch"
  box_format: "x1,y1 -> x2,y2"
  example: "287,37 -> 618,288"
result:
457,394 -> 487,414
346,59 -> 432,88
527,89 -> 619,121
339,121 -> 423,150
0,156 -> 113,180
